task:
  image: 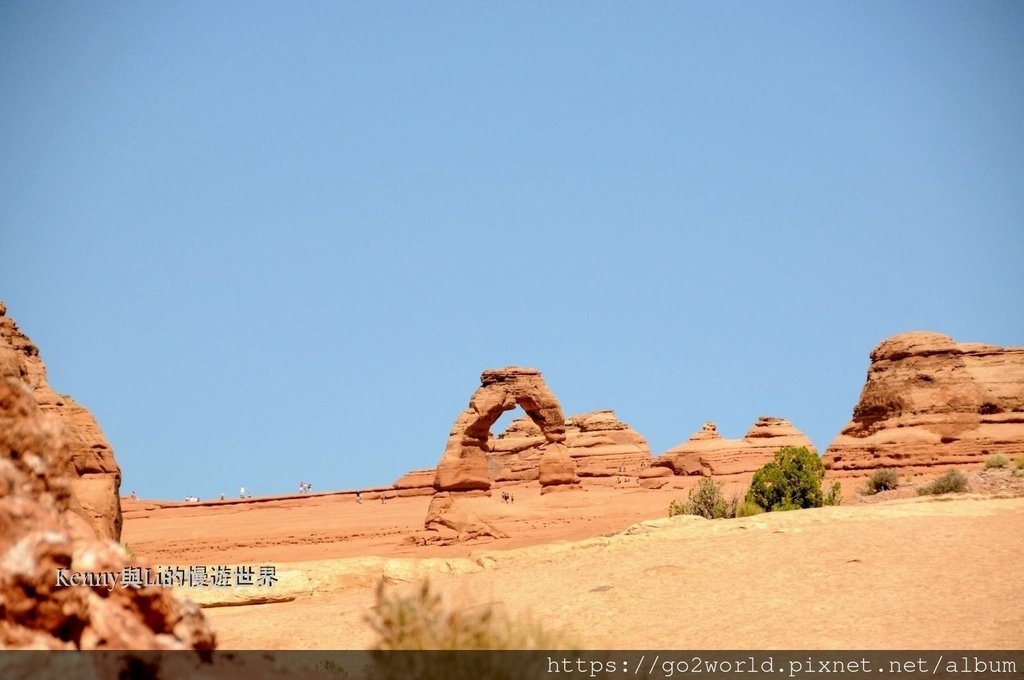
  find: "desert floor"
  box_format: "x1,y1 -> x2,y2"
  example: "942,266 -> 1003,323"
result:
122,478 -> 1024,650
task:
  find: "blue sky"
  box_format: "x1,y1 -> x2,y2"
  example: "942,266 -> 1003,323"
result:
2,2 -> 1021,500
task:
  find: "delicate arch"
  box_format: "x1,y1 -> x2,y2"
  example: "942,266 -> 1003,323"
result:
433,367 -> 577,492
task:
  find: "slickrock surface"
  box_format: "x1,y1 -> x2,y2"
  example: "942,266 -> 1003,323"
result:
0,301 -> 122,540
177,490 -> 1024,650
654,417 -> 816,476
0,378 -> 214,650
825,332 -> 1024,472
433,367 -> 578,494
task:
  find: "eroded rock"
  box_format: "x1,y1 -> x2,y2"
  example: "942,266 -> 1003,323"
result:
0,377 -> 215,650
417,492 -> 508,545
653,417 -> 816,476
433,367 -> 577,494
0,301 -> 121,540
824,332 -> 1024,472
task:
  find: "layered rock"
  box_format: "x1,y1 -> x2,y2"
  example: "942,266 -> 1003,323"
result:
425,367 -> 579,541
432,367 -> 578,494
489,410 -> 651,480
0,301 -> 122,540
397,410 -> 650,496
653,417 -> 816,476
638,466 -> 672,489
824,332 -> 1024,472
0,377 -> 215,649
416,493 -> 509,545
390,468 -> 437,497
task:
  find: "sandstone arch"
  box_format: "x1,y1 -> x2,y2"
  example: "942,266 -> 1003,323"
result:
433,367 -> 579,493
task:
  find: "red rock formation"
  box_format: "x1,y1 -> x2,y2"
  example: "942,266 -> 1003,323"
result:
638,466 -> 672,489
417,493 -> 508,545
490,410 -> 651,479
394,411 -> 649,496
0,301 -> 122,540
0,377 -> 215,649
390,469 -> 438,497
824,332 -> 1024,472
654,417 -> 816,476
433,367 -> 578,494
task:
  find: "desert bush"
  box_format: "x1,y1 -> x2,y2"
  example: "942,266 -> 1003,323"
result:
746,446 -> 827,512
1016,456 -> 1024,470
735,499 -> 764,517
916,469 -> 968,496
367,579 -> 569,651
823,481 -> 843,506
669,477 -> 735,519
865,469 -> 899,494
984,453 -> 1009,469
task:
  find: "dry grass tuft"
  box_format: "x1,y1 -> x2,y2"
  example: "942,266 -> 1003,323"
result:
367,578 -> 571,651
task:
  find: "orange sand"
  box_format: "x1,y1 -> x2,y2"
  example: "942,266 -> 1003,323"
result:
121,479 -> 1024,650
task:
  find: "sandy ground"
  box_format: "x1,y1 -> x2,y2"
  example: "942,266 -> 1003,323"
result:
122,478 -> 1024,650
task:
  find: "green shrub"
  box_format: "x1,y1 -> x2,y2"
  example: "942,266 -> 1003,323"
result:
865,469 -> 899,494
746,446 -> 827,512
916,469 -> 968,496
669,477 -> 735,519
984,454 -> 1009,469
735,500 -> 764,517
1016,456 -> 1024,470
823,481 -> 843,506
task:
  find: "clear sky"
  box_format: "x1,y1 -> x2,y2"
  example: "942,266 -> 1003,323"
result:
2,2 -> 1021,501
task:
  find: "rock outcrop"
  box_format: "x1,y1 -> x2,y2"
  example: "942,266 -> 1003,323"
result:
0,377 -> 215,649
424,367 -> 580,542
394,411 -> 650,497
653,417 -> 816,476
824,332 -> 1024,472
489,410 -> 651,480
0,302 -> 122,541
433,367 -> 578,494
390,468 -> 438,497
417,493 -> 509,545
